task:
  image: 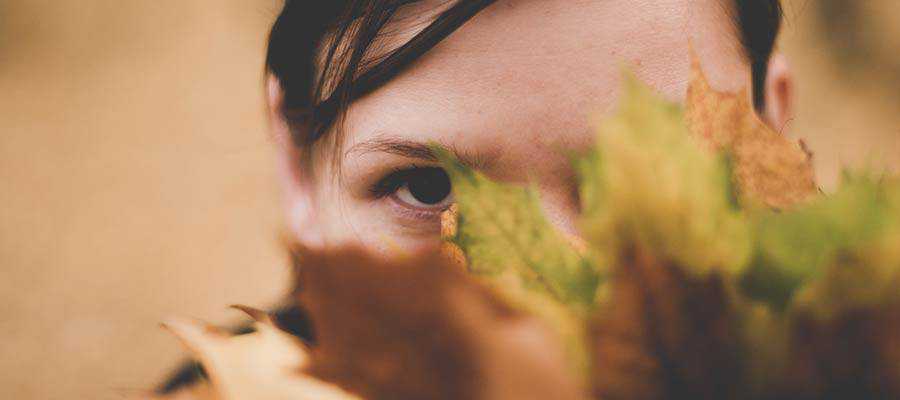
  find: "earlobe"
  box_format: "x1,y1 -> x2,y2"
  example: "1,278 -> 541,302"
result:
762,53 -> 794,132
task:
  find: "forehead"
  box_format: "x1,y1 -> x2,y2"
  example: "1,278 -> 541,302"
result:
331,0 -> 747,168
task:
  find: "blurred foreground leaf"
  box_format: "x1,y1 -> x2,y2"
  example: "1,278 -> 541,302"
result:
435,147 -> 602,308
161,307 -> 358,400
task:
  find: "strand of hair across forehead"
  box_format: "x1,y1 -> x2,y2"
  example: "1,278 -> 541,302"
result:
312,1 -> 391,121
308,0 -> 499,144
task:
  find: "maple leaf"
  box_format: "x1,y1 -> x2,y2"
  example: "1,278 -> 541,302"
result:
433,149 -> 601,375
434,147 -> 602,308
161,306 -> 359,400
777,305 -> 900,398
578,70 -> 752,278
156,54 -> 900,400
291,247 -> 589,400
574,69 -> 766,400
589,244 -> 750,400
685,54 -> 818,209
743,172 -> 900,314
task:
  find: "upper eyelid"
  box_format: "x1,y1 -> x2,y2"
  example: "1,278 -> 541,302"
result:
368,163 -> 429,197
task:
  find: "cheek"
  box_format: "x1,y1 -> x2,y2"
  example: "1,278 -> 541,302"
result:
534,185 -> 581,237
307,188 -> 443,253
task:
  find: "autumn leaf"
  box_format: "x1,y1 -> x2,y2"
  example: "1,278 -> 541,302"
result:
434,147 -> 602,308
161,306 -> 359,400
742,173 -> 900,313
685,54 -> 818,209
589,244 -> 750,400
291,246 -> 589,400
574,69 -> 763,400
777,305 -> 900,398
578,70 -> 752,278
433,149 -> 601,375
157,55 -> 900,400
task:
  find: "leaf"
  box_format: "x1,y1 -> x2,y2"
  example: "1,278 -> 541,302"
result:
772,177 -> 900,397
162,306 -> 359,400
589,244 -> 750,400
578,63 -> 802,399
292,247 -> 589,400
685,54 -> 818,209
777,305 -> 900,398
155,55 -> 900,400
433,146 -> 602,307
434,152 -> 600,376
789,177 -> 900,319
578,70 -> 752,277
742,173 -> 900,314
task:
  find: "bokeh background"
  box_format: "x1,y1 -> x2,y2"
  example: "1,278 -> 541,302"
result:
1,1 -> 897,399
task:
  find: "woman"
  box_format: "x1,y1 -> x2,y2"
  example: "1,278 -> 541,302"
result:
266,0 -> 791,254
160,0 -> 791,394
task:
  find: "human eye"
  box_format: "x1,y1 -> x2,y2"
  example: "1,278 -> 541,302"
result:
369,165 -> 454,220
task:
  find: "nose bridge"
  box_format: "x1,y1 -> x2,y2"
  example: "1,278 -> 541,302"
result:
534,182 -> 581,238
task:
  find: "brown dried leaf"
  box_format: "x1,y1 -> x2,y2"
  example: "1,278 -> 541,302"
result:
686,55 -> 818,209
293,247 -> 589,400
162,307 -> 359,400
775,306 -> 900,399
589,243 -> 747,400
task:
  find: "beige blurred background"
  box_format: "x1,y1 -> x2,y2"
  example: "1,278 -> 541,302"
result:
1,1 -> 897,399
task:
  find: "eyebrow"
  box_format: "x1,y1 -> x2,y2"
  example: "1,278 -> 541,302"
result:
346,137 -> 492,169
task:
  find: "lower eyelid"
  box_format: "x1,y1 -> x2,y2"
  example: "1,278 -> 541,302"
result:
386,195 -> 444,226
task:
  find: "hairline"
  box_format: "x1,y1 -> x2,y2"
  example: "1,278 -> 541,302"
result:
267,0 -> 781,157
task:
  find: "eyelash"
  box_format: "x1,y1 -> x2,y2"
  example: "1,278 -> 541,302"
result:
368,163 -> 428,199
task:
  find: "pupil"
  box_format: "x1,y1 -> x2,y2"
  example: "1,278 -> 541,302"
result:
408,168 -> 451,205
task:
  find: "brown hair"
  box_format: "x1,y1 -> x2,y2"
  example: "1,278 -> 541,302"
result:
265,0 -> 782,152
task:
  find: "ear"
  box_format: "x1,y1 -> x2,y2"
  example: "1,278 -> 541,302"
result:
761,53 -> 794,132
267,75 -> 325,248
267,75 -> 303,187
267,75 -> 293,151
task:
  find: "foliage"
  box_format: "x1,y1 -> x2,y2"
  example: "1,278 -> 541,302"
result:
160,58 -> 900,399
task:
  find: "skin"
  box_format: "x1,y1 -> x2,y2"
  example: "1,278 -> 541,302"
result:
268,0 -> 793,255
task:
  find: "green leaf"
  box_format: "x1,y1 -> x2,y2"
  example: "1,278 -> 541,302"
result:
434,147 -> 600,376
578,72 -> 752,277
433,147 -> 601,308
745,172 -> 900,316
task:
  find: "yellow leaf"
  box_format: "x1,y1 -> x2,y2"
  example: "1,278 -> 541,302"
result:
686,54 -> 818,209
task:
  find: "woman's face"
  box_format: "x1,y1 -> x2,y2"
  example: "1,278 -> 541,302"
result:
274,0 -> 772,254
